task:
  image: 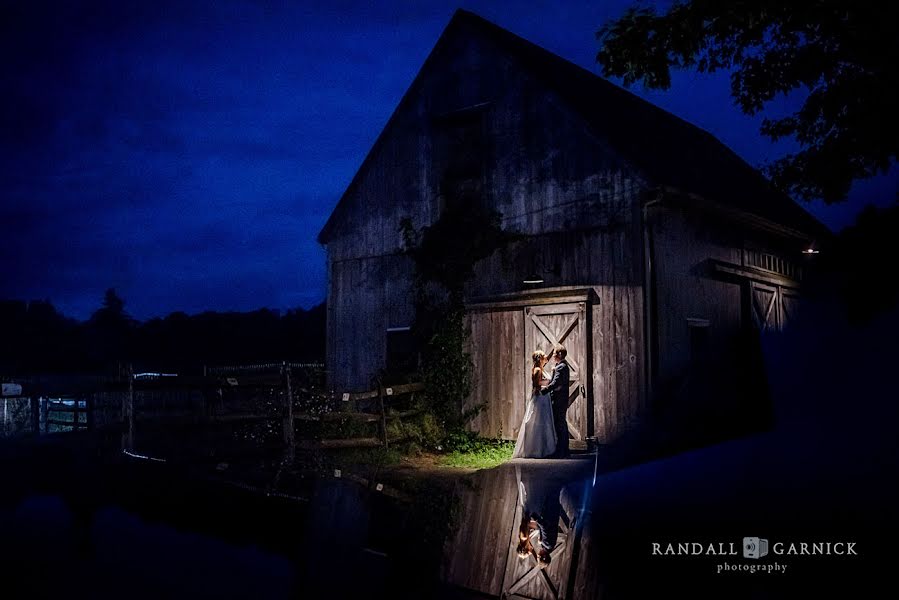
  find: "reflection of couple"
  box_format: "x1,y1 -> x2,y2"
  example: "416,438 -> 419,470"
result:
515,466 -> 564,568
512,343 -> 570,459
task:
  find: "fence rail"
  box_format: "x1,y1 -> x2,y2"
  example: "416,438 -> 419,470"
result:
205,362 -> 324,375
2,364 -> 424,461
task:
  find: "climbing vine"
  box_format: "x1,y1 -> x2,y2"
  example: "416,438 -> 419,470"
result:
399,200 -> 512,431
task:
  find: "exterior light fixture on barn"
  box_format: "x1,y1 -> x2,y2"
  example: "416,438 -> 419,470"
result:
318,10 -> 830,446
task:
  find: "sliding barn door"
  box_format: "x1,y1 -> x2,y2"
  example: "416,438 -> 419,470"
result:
750,281 -> 801,332
750,281 -> 780,332
779,288 -> 801,330
524,302 -> 590,440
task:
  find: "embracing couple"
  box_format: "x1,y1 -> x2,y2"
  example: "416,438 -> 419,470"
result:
511,343 -> 570,460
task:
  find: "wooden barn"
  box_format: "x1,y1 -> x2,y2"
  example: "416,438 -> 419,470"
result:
317,10 -> 828,446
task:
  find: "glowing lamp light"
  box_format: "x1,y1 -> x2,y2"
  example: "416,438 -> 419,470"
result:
802,248 -> 820,255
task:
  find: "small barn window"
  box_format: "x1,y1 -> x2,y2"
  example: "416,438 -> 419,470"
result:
443,117 -> 483,181
386,326 -> 416,373
433,103 -> 491,211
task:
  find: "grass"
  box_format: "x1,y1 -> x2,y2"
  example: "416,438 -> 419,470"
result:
436,433 -> 515,469
325,441 -> 514,471
296,420 -> 516,474
320,438 -> 515,473
437,445 -> 514,469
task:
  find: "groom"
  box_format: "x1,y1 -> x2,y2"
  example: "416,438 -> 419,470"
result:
541,343 -> 570,459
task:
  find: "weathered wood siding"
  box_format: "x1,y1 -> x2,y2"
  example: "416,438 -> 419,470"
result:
648,204 -> 804,424
650,206 -> 744,382
464,307 -> 526,439
465,226 -> 646,442
440,466 -> 520,595
323,18 -> 648,437
440,464 -> 590,598
327,254 -> 413,390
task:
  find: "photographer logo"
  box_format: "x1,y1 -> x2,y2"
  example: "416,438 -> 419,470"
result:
651,537 -> 858,575
743,537 -> 768,559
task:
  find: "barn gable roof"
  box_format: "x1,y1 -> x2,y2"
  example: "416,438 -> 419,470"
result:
318,9 -> 829,244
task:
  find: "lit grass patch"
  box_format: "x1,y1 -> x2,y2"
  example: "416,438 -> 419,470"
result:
437,431 -> 514,469
438,445 -> 514,469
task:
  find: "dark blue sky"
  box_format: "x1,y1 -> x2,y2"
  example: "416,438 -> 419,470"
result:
2,1 -> 895,321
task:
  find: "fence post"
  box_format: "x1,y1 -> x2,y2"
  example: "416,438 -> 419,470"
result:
377,377 -> 388,449
86,394 -> 94,431
122,364 -> 134,451
30,396 -> 40,436
281,362 -> 295,464
40,396 -> 49,434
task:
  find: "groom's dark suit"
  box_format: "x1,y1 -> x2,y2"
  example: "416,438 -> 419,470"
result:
542,360 -> 570,458
519,467 -> 565,552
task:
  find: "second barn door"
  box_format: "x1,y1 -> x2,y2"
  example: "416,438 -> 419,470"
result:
524,302 -> 590,441
749,280 -> 801,333
750,281 -> 780,332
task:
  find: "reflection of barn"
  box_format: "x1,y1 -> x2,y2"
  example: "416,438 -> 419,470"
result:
441,463 -> 593,599
318,10 -> 829,445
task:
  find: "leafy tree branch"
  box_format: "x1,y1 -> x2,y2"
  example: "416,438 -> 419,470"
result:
597,1 -> 897,203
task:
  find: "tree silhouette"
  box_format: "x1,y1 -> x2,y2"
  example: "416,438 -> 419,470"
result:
97,288 -> 126,318
596,1 -> 897,204
824,203 -> 899,322
0,299 -> 81,373
0,292 -> 326,374
86,288 -> 137,366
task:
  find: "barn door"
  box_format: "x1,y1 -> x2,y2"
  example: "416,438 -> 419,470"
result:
750,281 -> 801,332
501,467 -> 584,600
779,288 -> 801,330
750,281 -> 780,332
524,302 -> 590,441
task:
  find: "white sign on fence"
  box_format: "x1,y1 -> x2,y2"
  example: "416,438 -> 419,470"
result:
1,383 -> 22,397
342,392 -> 350,402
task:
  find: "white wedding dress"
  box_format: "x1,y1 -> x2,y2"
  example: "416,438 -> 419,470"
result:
512,372 -> 558,459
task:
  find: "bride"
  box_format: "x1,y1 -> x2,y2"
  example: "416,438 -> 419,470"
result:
512,350 -> 558,459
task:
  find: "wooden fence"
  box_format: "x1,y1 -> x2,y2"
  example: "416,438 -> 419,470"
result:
2,365 -> 424,462
44,397 -> 92,433
299,380 -> 425,451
